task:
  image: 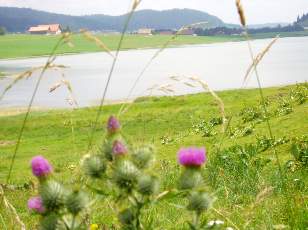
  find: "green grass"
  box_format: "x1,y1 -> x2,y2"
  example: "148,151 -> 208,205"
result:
1,30 -> 308,59
0,84 -> 307,229
0,34 -> 241,59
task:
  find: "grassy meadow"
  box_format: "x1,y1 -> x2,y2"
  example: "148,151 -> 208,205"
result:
0,34 -> 240,59
0,84 -> 307,229
1,31 -> 308,59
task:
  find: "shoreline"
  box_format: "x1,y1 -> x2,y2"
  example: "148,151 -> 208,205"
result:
0,83 -> 302,116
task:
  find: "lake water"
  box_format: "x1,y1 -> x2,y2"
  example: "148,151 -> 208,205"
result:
0,36 -> 307,108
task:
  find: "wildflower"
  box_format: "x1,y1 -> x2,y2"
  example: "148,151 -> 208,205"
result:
207,220 -> 224,227
27,196 -> 45,214
107,115 -> 121,134
90,224 -> 99,230
112,140 -> 128,155
177,147 -> 206,167
31,155 -> 52,177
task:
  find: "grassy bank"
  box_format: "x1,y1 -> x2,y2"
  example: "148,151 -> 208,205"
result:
1,31 -> 308,59
0,84 -> 307,229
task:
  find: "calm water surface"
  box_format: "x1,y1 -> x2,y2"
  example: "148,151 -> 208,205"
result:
0,36 -> 307,108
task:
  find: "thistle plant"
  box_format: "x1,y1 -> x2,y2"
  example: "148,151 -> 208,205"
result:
177,147 -> 214,230
82,115 -> 160,229
28,156 -> 89,229
27,117 -> 215,229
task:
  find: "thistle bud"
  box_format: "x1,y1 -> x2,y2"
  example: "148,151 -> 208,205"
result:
27,196 -> 45,214
40,213 -> 65,230
112,140 -> 128,156
101,135 -> 123,161
187,191 -> 213,212
40,180 -> 66,211
137,174 -> 159,196
65,190 -> 89,215
107,115 -> 121,134
82,154 -> 106,179
132,145 -> 155,169
114,160 -> 139,191
178,167 -> 203,190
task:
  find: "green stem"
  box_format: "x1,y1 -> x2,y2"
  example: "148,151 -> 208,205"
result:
193,211 -> 201,229
6,38 -> 64,183
87,4 -> 139,151
131,195 -> 143,230
70,215 -> 76,230
243,30 -> 284,184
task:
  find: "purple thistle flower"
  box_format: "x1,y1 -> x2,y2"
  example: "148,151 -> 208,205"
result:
107,115 -> 121,134
177,147 -> 206,167
31,155 -> 52,177
112,140 -> 128,155
27,196 -> 45,214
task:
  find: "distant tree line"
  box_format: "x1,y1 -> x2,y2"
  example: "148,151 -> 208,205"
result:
296,13 -> 308,23
194,24 -> 304,36
0,26 -> 6,35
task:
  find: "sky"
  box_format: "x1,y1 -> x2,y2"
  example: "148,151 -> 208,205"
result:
1,0 -> 308,24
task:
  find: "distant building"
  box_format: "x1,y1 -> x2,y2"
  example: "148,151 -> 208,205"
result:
178,28 -> 195,35
137,28 -> 153,35
28,24 -> 62,35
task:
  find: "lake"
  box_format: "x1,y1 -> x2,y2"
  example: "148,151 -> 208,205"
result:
0,36 -> 307,108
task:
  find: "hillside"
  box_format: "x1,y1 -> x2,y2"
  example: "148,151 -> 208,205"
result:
0,7 -> 225,32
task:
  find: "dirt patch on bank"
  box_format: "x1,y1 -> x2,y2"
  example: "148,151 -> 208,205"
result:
0,140 -> 16,146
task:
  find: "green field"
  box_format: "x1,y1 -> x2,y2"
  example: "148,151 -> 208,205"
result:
0,34 -> 241,59
1,31 -> 308,59
0,84 -> 307,229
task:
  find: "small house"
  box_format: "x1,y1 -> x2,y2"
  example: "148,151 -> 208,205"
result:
137,28 -> 153,35
28,24 -> 62,35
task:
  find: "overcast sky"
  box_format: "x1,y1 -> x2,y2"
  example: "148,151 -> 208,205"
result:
1,0 -> 308,24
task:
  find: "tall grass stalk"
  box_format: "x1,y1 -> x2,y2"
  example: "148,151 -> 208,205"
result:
214,35 -> 279,154
87,0 -> 142,150
212,208 -> 240,230
0,185 -> 25,229
0,213 -> 7,230
235,0 -> 284,182
6,37 -> 65,183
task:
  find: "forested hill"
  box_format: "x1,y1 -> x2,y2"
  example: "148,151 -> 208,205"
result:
0,7 -> 225,32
